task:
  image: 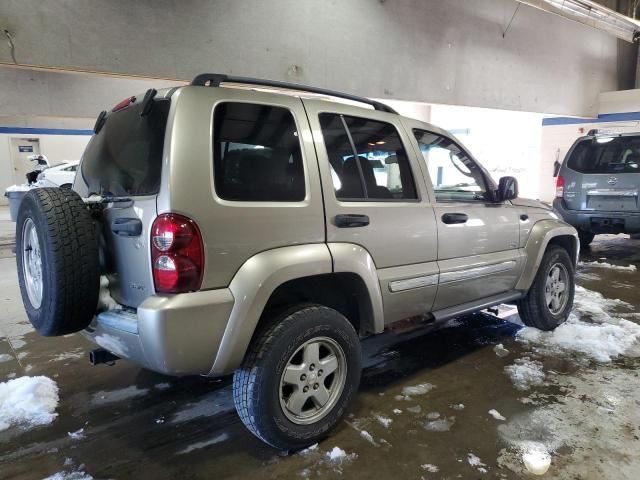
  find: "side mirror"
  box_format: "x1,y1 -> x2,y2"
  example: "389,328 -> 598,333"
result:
497,176 -> 518,202
553,160 -> 561,177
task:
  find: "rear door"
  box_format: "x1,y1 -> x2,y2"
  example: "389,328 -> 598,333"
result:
303,100 -> 439,324
74,95 -> 171,308
403,120 -> 523,310
562,135 -> 640,213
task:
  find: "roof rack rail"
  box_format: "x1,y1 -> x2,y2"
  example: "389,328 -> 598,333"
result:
190,73 -> 398,115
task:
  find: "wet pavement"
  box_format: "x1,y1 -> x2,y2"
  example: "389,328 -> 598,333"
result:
1,234 -> 640,479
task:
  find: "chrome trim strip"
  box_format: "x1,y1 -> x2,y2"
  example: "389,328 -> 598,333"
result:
96,310 -> 139,334
587,189 -> 637,197
389,274 -> 439,292
439,260 -> 517,284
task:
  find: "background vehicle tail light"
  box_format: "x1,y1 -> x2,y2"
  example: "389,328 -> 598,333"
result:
555,175 -> 565,198
151,214 -> 204,293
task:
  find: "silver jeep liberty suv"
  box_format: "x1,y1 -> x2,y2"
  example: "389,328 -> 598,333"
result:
16,74 -> 578,450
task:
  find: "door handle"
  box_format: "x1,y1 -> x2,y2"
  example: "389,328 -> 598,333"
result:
335,214 -> 370,228
441,213 -> 468,225
111,218 -> 142,237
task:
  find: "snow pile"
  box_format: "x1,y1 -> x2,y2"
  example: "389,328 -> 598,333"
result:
401,383 -> 434,396
0,354 -> 13,363
326,446 -> 357,462
516,287 -> 640,363
522,442 -> 551,475
488,409 -> 506,421
504,358 -> 545,390
0,376 -> 59,431
5,184 -> 32,193
580,261 -> 636,272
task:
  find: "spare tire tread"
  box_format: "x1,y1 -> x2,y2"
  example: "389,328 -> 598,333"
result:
16,188 -> 100,336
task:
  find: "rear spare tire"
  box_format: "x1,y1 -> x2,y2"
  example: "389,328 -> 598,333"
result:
16,188 -> 99,336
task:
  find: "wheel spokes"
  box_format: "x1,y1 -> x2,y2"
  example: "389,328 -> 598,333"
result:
282,364 -> 306,387
319,354 -> 339,376
311,384 -> 330,407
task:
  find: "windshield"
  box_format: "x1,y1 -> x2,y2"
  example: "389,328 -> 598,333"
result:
80,100 -> 170,196
567,136 -> 640,174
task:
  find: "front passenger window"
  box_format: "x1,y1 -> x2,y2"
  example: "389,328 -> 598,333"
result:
413,129 -> 489,203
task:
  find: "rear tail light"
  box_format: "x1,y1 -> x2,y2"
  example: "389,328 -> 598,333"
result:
555,175 -> 565,198
151,214 -> 204,293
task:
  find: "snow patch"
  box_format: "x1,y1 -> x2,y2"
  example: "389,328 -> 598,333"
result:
516,286 -> 640,363
493,344 -> 510,358
488,409 -> 506,421
49,350 -> 84,363
468,453 -> 486,467
421,463 -> 439,472
449,403 -> 465,411
359,429 -> 377,445
406,405 -> 422,414
67,428 -> 85,440
374,414 -> 392,428
0,376 -> 59,431
504,357 -> 545,391
401,383 -> 434,396
424,416 -> 455,432
392,408 -> 403,414
43,471 -> 93,480
580,261 -> 636,272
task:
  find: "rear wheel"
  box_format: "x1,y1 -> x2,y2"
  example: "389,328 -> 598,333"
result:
577,229 -> 594,248
233,305 -> 361,450
517,245 -> 575,331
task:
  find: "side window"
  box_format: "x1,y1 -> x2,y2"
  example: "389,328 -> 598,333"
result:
213,102 -> 305,202
413,129 -> 489,203
319,113 -> 417,201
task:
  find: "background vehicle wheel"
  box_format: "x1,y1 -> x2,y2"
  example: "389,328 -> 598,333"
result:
517,245 -> 575,331
577,229 -> 594,248
16,188 -> 100,336
233,304 -> 361,450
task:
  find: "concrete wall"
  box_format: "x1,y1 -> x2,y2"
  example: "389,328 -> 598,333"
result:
0,0 -> 631,116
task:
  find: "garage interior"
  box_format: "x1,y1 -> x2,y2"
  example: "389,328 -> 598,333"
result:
1,0 -> 640,478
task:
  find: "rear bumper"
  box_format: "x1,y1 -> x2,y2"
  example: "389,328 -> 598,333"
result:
82,288 -> 235,376
552,198 -> 640,234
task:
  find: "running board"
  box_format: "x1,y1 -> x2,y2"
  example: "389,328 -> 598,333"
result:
432,291 -> 524,322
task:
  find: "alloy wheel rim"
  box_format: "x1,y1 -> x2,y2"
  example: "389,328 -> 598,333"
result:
544,262 -> 568,315
22,218 -> 43,309
279,336 -> 347,425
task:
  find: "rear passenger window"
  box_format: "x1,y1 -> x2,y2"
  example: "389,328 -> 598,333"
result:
319,113 -> 417,201
213,102 -> 305,201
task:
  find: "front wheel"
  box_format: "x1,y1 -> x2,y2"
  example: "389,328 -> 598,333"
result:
517,245 -> 575,331
233,305 -> 362,450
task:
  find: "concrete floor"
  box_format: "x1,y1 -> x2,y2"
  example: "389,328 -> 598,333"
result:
1,232 -> 639,479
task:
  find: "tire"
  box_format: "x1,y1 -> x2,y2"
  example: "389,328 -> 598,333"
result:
233,305 -> 362,450
577,229 -> 594,248
16,188 -> 99,336
517,245 -> 575,331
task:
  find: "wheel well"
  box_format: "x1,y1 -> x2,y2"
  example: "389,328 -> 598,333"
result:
257,273 -> 374,337
547,235 -> 577,265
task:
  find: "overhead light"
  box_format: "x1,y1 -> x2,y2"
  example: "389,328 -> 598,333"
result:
517,0 -> 640,43
375,141 -> 386,145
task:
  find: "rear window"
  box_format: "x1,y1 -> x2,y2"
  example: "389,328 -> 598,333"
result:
213,102 -> 305,202
80,100 -> 170,196
567,136 -> 640,174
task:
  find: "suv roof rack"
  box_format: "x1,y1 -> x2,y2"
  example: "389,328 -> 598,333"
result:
191,73 -> 398,115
